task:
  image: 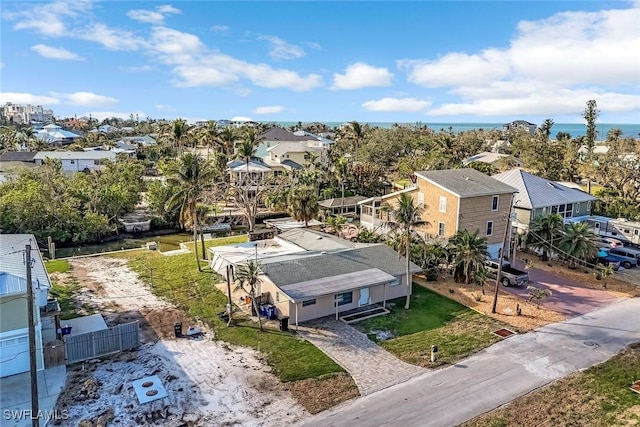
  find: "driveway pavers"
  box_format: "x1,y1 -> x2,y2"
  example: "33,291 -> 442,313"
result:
501,259 -> 624,317
297,318 -> 425,395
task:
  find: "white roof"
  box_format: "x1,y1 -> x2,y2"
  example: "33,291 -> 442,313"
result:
464,152 -> 510,165
493,168 -> 597,210
281,268 -> 395,301
267,142 -> 319,156
34,151 -> 117,161
208,238 -> 305,275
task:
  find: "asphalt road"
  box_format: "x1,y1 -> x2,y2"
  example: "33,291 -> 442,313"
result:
298,297 -> 640,427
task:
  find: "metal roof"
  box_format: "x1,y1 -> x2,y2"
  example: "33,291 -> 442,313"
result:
414,168 -> 517,198
281,268 -> 396,301
319,195 -> 368,208
493,168 -> 597,210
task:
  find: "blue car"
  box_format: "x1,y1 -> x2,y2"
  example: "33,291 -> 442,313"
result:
596,250 -> 621,270
599,248 -> 637,269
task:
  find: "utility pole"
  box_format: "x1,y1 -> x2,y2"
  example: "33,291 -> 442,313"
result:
25,244 -> 40,427
492,194 -> 515,314
226,265 -> 233,326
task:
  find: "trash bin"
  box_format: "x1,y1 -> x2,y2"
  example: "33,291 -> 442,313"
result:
270,306 -> 278,321
174,322 -> 183,338
279,316 -> 289,332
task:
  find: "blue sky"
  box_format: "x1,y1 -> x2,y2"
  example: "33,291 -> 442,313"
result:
1,1 -> 639,124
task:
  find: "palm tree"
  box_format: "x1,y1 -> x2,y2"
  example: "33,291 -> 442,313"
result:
449,229 -> 489,284
597,263 -> 614,288
236,129 -> 260,179
195,203 -> 212,260
348,121 -> 365,162
287,185 -> 319,228
219,127 -> 237,156
334,156 -> 349,214
234,260 -> 264,331
528,213 -> 564,261
166,153 -> 215,271
382,192 -> 425,309
557,221 -> 599,268
325,215 -> 348,235
198,120 -> 222,159
163,118 -> 191,153
526,285 -> 552,307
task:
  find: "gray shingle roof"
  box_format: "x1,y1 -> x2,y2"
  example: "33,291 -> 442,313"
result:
259,127 -> 308,142
492,169 -> 597,210
280,159 -> 303,170
0,152 -> 37,162
414,168 -> 517,198
260,244 -> 421,288
319,195 -> 368,208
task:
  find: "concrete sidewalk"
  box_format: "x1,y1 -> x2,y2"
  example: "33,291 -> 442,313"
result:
0,365 -> 67,426
298,297 -> 640,427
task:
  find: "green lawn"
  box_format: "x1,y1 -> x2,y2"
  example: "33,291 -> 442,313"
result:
45,259 -> 83,319
45,259 -> 71,274
355,286 -> 505,367
117,248 -> 343,382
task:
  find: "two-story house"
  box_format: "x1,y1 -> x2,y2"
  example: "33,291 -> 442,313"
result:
359,168 -> 517,257
264,142 -> 323,172
492,168 -> 597,232
34,151 -> 117,173
0,235 -> 58,378
503,120 -> 537,135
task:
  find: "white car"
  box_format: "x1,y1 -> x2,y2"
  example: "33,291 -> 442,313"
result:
596,237 -> 624,249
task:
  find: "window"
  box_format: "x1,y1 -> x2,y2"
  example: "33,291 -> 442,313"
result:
417,192 -> 425,207
335,291 -> 353,306
438,222 -> 446,236
492,195 -> 499,211
551,206 -> 558,214
565,203 -> 573,218
302,299 -> 316,307
70,160 -> 75,164
439,196 -> 447,213
486,221 -> 493,236
389,276 -> 401,287
558,204 -> 565,213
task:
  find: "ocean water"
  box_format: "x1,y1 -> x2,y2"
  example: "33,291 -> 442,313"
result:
275,121 -> 640,139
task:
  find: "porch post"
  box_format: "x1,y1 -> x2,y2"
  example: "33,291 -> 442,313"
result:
335,295 -> 338,320
383,283 -> 387,308
295,302 -> 299,330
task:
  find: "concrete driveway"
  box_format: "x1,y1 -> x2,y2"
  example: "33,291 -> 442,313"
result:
502,260 -> 624,317
0,366 -> 67,426
297,318 -> 425,395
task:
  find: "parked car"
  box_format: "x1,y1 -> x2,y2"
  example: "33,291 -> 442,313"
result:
484,259 -> 529,287
605,247 -> 640,269
595,237 -> 625,249
595,251 -> 621,271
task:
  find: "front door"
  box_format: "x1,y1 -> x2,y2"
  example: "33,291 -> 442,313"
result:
359,288 -> 370,306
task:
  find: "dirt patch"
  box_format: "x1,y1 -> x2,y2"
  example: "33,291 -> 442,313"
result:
284,373 -> 359,414
56,256 -> 306,426
520,254 -> 640,297
415,276 -> 565,331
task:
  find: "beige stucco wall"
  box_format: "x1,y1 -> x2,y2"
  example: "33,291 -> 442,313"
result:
264,275 -> 409,324
0,295 -> 29,332
459,194 -> 511,245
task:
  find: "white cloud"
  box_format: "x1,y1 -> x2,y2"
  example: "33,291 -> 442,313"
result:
252,105 -> 285,115
119,65 -> 154,72
52,92 -> 119,107
211,25 -> 230,34
31,44 -> 84,61
0,92 -> 60,105
82,111 -> 146,122
6,0 -> 92,37
362,97 -> 431,112
259,35 -> 305,60
231,116 -> 253,122
80,23 -> 147,51
401,4 -> 640,117
127,5 -> 181,25
332,63 -> 393,90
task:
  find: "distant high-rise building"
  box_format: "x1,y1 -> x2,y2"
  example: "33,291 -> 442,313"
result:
0,102 -> 54,124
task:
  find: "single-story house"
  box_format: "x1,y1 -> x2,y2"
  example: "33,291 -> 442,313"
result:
0,235 -> 58,377
35,124 -> 80,144
34,151 -> 117,172
0,161 -> 37,183
463,152 -> 521,167
210,229 -> 420,326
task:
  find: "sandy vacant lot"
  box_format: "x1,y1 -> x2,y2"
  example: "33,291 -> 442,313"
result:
54,257 -> 305,427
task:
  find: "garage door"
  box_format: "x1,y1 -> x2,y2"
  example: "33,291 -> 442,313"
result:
0,335 -> 30,377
